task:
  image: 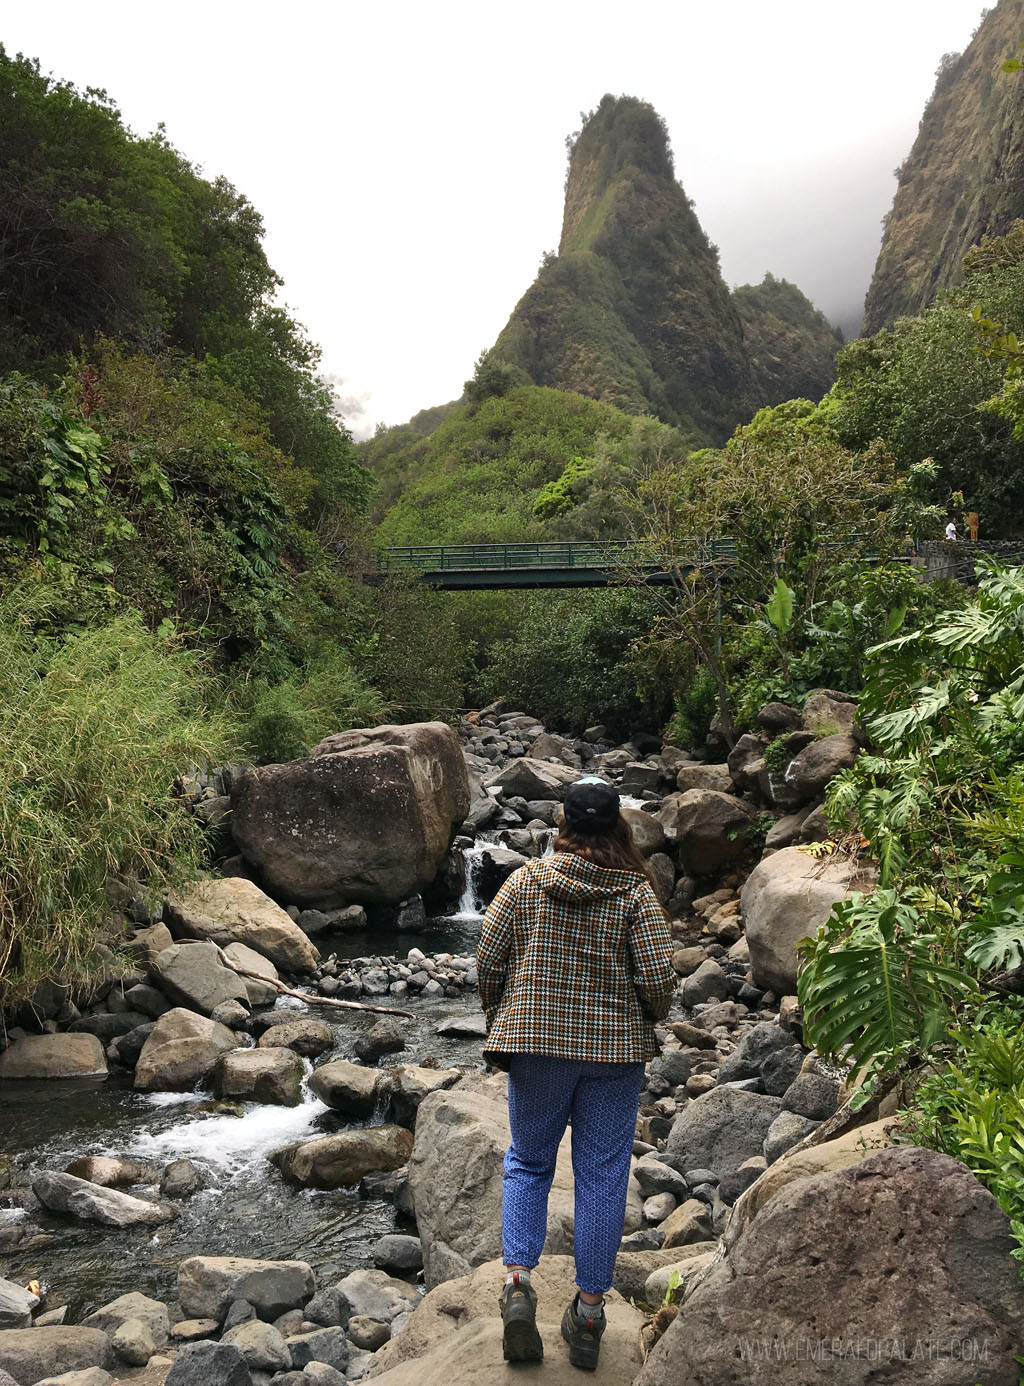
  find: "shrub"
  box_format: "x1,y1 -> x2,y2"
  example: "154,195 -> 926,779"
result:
0,585 -> 231,1009
240,651 -> 386,764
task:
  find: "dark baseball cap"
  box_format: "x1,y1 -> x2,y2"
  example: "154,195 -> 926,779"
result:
564,776 -> 620,832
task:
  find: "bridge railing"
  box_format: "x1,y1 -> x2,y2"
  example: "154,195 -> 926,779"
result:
377,538 -> 740,572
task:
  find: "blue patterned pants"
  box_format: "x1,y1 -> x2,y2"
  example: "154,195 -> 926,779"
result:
502,1055 -> 646,1294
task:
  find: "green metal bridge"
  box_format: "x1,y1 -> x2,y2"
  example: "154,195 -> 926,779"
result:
371,539 -> 740,590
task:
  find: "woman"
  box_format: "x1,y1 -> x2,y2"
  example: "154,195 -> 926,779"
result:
477,776 -> 675,1371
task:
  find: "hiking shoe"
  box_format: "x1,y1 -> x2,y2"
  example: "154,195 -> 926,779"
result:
561,1294 -> 606,1371
499,1273 -> 543,1362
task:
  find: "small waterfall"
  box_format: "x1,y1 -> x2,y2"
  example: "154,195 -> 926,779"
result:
453,834 -> 499,919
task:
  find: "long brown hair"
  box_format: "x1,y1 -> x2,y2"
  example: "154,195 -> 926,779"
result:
553,811 -> 652,881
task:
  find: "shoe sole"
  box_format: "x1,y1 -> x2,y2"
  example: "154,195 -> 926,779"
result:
562,1318 -> 600,1371
503,1318 -> 544,1362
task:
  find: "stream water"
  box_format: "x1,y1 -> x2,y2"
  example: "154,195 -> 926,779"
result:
0,910 -> 489,1320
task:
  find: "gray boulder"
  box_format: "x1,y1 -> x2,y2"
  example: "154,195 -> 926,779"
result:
656,791 -> 755,876
134,1008 -> 237,1092
373,1234 -> 424,1273
177,1256 -> 315,1322
334,1269 -> 420,1325
681,958 -> 729,1008
635,1146 -> 1024,1386
0,1033 -> 106,1080
785,732 -> 860,803
716,1023 -> 799,1083
782,1070 -> 840,1120
482,757 -> 579,802
622,807 -> 668,857
763,1111 -> 820,1163
0,1328 -> 111,1383
221,1318 -> 291,1372
741,846 -> 875,994
165,1340 -> 253,1386
166,878 -> 319,975
675,763 -> 733,794
81,1291 -> 169,1346
666,1086 -> 784,1175
308,1060 -> 392,1118
388,1064 -> 462,1128
212,1047 -> 304,1106
286,1325 -> 349,1371
32,1173 -> 176,1227
271,1127 -> 414,1189
802,688 -> 859,736
353,1017 -> 405,1063
230,722 -> 470,907
222,941 -> 280,1007
0,1277 -> 38,1329
255,1017 -> 332,1057
151,940 -> 249,1017
63,1155 -> 153,1189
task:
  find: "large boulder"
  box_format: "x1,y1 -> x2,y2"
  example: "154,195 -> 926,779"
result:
166,877 -> 319,975
212,1047 -> 305,1106
32,1172 -> 176,1227
408,1073 -> 642,1289
230,722 -> 470,907
223,941 -> 280,1007
309,1060 -> 393,1118
802,688 -> 859,736
635,1147 -> 1024,1386
665,1086 -> 784,1175
271,1126 -> 414,1189
0,1033 -> 107,1080
151,940 -> 250,1016
178,1256 -> 315,1322
622,807 -> 668,857
0,1328 -> 111,1382
81,1291 -> 169,1348
784,732 -> 860,803
134,1007 -> 237,1092
364,1256 -> 644,1386
741,847 -> 876,994
0,1278 -> 38,1329
656,790 -> 755,875
482,756 -> 579,803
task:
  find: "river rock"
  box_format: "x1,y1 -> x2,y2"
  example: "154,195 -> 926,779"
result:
660,1197 -> 713,1247
68,1011 -> 151,1041
716,1023 -> 799,1083
471,846 -> 528,905
389,1065 -> 462,1128
166,878 -> 319,974
212,1047 -> 304,1106
741,846 -> 876,994
675,763 -> 733,794
110,1317 -> 155,1367
0,1033 -> 106,1080
33,1371 -> 113,1386
178,1256 -> 315,1323
681,958 -> 729,1007
348,1315 -> 390,1350
230,722 -> 470,908
366,1256 -> 643,1386
134,1008 -> 237,1092
666,1086 -> 784,1175
221,1318 -> 291,1372
656,790 -> 755,875
127,922 -> 173,964
161,1158 -> 203,1199
761,1044 -> 806,1095
802,688 -> 859,735
763,1111 -> 820,1163
165,1340 -> 253,1386
0,1328 -> 111,1382
256,1017 -> 332,1057
63,1156 -> 153,1188
353,1016 -> 405,1062
120,982 -> 171,1019
33,1172 -> 176,1227
107,1021 -> 154,1069
81,1291 -> 169,1347
308,1060 -> 392,1118
272,1127 -> 414,1189
784,732 -> 860,802
0,1277 -> 38,1329
222,942 -> 280,1007
373,1234 -> 424,1273
622,806 -> 668,856
408,1072 -> 641,1288
636,1146 -> 1024,1386
151,940 -> 249,1016
482,756 -> 579,802
286,1325 -> 350,1371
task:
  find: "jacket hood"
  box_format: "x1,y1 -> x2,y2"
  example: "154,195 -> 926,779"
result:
530,852 -> 642,903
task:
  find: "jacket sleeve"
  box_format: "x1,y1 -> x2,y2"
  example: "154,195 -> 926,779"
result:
476,869 -> 520,1027
627,881 -> 676,1022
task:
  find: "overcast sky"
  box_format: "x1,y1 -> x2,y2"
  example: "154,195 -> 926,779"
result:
5,1 -> 989,437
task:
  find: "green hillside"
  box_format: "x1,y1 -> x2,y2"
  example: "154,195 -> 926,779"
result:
734,274 -> 843,405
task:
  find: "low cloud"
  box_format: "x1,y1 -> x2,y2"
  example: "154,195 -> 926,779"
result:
321,372 -> 374,440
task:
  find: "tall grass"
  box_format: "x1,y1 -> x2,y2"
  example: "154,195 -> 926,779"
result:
0,586 -> 231,1010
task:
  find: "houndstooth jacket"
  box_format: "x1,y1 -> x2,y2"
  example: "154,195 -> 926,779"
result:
477,853 -> 675,1066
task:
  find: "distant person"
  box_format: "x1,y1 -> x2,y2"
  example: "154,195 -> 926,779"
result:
945,519 -> 959,542
477,776 -> 674,1370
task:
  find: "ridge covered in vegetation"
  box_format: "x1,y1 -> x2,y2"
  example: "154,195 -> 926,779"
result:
864,0 -> 1024,331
